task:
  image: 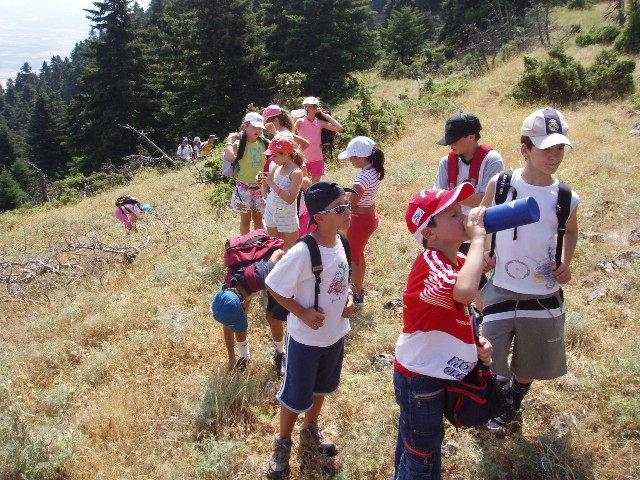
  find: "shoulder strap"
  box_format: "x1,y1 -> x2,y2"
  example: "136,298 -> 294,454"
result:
468,144 -> 492,188
555,182 -> 572,269
233,132 -> 248,166
297,235 -> 323,311
259,136 -> 270,149
446,151 -> 458,190
338,231 -> 351,277
489,170 -> 515,258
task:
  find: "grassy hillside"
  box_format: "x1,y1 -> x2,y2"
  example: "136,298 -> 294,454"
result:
1,5 -> 639,479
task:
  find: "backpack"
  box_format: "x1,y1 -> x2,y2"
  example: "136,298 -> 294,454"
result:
223,229 -> 285,293
489,170 -> 573,268
221,132 -> 270,178
447,144 -> 493,190
315,109 -> 338,157
115,195 -> 139,208
296,232 -> 351,311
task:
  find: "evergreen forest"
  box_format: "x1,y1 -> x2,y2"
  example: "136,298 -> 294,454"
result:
1,0 -> 638,211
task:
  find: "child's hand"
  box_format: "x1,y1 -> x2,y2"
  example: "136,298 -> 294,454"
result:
482,251 -> 496,273
265,122 -> 277,135
465,206 -> 487,242
551,260 -> 572,284
300,307 -> 325,330
476,336 -> 493,367
342,294 -> 354,318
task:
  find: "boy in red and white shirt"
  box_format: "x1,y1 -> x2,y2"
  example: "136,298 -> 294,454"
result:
393,183 -> 493,480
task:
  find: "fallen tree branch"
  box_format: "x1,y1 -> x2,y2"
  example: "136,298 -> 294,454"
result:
119,124 -> 176,168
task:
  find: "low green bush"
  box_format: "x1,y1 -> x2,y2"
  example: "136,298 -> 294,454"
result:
587,49 -> 636,100
575,24 -> 621,46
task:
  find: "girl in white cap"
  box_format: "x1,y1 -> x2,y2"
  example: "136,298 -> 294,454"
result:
294,96 -> 344,182
338,136 -> 385,304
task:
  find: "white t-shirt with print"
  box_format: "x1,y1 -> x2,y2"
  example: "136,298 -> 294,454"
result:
266,236 -> 351,347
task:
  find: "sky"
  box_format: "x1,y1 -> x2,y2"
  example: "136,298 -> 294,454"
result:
0,0 -> 150,88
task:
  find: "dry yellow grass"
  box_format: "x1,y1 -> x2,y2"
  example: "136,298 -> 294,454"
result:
1,7 -> 640,479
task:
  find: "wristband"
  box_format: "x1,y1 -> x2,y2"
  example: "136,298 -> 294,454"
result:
225,142 -> 233,146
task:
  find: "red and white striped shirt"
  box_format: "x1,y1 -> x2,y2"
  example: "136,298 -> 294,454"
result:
394,249 -> 478,380
353,165 -> 381,208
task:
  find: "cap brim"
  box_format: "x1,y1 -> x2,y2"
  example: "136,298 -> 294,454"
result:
249,121 -> 265,129
411,182 -> 475,243
436,134 -> 460,146
530,134 -> 573,149
337,151 -> 349,160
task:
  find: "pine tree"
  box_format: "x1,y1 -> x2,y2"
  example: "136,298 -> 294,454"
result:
615,0 -> 640,53
0,117 -> 18,169
71,0 -> 157,172
382,6 -> 428,65
263,0 -> 378,99
28,93 -> 71,180
0,169 -> 28,212
159,0 -> 270,138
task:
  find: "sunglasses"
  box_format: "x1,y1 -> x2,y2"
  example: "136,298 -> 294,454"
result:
316,202 -> 351,216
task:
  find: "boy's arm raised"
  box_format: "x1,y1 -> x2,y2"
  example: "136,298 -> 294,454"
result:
453,207 -> 486,305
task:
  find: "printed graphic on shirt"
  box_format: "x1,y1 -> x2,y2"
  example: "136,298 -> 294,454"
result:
327,261 -> 349,303
505,244 -> 556,289
419,251 -> 456,310
248,145 -> 264,170
444,355 -> 475,379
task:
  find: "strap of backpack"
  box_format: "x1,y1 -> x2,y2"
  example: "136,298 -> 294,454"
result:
489,170 -> 515,259
297,235 -> 323,311
337,231 -> 351,282
555,182 -> 572,269
446,151 -> 458,190
468,144 -> 492,188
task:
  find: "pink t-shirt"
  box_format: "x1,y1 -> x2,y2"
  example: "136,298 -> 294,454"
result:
297,117 -> 323,163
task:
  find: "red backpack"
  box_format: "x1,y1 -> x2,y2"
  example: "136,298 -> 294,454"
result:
447,144 -> 493,189
223,229 -> 284,293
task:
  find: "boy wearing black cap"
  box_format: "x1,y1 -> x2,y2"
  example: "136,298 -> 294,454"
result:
264,181 -> 354,479
435,112 -> 504,213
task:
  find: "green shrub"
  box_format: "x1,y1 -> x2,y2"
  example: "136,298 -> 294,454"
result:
567,0 -> 591,9
631,91 -> 640,109
339,86 -> 406,148
378,57 -> 413,80
509,46 -> 590,104
575,24 -> 621,46
192,439 -> 246,478
614,0 -> 640,54
587,49 -> 636,100
208,180 -> 234,213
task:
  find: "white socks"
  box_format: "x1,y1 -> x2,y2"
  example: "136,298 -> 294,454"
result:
237,340 -> 250,359
273,340 -> 285,354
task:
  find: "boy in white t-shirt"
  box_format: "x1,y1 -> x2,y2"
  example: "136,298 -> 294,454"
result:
265,181 -> 354,479
480,108 -> 580,436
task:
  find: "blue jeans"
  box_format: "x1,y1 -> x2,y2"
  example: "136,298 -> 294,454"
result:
393,370 -> 446,480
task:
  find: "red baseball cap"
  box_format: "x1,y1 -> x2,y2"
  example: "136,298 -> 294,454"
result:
264,136 -> 295,155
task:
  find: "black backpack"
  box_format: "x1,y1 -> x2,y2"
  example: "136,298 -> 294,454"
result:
296,232 -> 351,311
489,170 -> 572,268
315,109 -> 338,158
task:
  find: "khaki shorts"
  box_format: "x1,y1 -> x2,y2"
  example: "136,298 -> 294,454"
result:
481,280 -> 567,380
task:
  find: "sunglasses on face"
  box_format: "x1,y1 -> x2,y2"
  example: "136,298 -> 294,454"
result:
316,202 -> 351,216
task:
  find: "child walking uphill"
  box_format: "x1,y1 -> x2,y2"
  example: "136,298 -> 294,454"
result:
264,181 -> 355,479
394,183 -> 493,479
480,108 -> 580,437
224,112 -> 269,235
261,136 -> 305,250
338,136 -> 385,305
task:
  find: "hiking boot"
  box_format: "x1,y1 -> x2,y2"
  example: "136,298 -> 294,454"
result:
266,435 -> 292,479
274,351 -> 286,377
300,422 -> 338,456
353,287 -> 366,305
486,407 -> 523,438
234,357 -> 249,373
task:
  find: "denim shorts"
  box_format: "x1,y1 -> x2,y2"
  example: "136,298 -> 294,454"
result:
393,370 -> 446,480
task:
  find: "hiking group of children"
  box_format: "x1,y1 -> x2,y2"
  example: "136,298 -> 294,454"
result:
210,100 -> 579,479
176,135 -> 218,162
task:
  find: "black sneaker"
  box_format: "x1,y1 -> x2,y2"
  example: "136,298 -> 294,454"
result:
274,352 -> 286,377
234,357 -> 249,373
486,407 -> 523,438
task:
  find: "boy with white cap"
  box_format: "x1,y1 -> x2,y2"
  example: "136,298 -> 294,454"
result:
393,183 -> 493,479
480,108 -> 580,436
294,96 -> 344,182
